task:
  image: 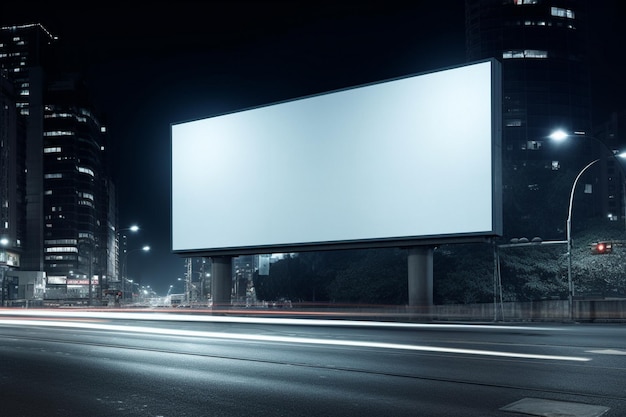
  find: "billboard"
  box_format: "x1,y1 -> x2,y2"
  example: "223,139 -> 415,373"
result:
171,59 -> 501,256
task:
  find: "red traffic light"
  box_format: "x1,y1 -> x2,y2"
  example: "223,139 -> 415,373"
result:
591,241 -> 613,254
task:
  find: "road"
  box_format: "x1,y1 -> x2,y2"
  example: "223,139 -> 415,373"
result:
0,309 -> 625,416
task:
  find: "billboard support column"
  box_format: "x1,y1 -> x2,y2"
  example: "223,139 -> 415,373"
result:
407,247 -> 433,311
211,256 -> 232,308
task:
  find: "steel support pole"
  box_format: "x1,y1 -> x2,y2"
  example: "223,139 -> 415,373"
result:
211,256 -> 233,308
407,246 -> 433,309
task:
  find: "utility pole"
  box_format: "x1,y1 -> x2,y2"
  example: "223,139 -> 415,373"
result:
185,258 -> 192,305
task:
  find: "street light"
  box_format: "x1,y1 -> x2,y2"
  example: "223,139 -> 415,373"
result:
1,238 -> 8,306
118,224 -> 140,234
122,245 -> 150,302
116,224 -> 140,295
550,130 -> 626,320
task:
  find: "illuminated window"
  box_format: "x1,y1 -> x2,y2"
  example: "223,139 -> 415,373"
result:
44,131 -> 74,137
526,50 -> 547,58
45,247 -> 79,253
45,239 -> 77,245
77,166 -> 95,176
506,119 -> 522,127
514,0 -> 537,4
503,50 -> 523,59
552,161 -> 560,170
44,173 -> 62,179
503,49 -> 547,59
44,147 -> 62,153
551,7 -> 575,19
526,140 -> 542,150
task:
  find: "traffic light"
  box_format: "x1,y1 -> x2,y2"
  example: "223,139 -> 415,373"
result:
591,241 -> 613,254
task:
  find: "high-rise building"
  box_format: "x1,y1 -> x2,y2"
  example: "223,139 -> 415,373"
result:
1,70 -> 24,296
42,74 -> 112,300
0,23 -> 117,303
0,24 -> 54,272
593,111 -> 626,224
465,0 -> 613,240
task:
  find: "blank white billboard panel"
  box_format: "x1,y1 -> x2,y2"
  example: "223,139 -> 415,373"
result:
172,59 -> 501,255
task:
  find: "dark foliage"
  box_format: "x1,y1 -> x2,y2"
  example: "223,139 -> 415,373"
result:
253,248 -> 407,304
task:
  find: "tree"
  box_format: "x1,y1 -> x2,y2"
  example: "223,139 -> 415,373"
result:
253,248 -> 408,305
569,218 -> 626,297
327,248 -> 407,304
496,243 -> 566,301
433,243 -> 494,304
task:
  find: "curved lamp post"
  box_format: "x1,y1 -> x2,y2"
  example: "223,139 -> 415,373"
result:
119,224 -> 140,235
1,238 -> 8,306
117,224 -> 140,294
550,130 -> 626,320
122,245 -> 150,301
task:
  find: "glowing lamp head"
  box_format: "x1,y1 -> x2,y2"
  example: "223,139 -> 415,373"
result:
549,130 -> 568,142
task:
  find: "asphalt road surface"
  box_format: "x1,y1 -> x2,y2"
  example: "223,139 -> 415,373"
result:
1,309 -> 625,416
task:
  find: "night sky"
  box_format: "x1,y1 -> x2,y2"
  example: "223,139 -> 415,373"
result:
2,1 -> 625,295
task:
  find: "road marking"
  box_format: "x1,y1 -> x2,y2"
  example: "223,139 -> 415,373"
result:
0,319 -> 591,362
501,398 -> 609,417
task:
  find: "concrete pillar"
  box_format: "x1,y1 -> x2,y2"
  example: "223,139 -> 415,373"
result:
211,256 -> 232,307
407,246 -> 433,307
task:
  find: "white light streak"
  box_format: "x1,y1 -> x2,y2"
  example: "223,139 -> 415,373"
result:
0,318 -> 590,362
0,310 -> 564,331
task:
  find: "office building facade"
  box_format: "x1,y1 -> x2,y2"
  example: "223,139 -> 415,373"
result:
465,0 -> 615,240
0,23 -> 118,303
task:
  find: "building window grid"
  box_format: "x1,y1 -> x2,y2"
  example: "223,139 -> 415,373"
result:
551,7 -> 575,19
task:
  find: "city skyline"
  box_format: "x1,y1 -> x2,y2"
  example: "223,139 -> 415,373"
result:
2,1 -> 625,295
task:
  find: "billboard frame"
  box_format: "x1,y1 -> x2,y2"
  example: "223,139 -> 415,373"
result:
171,58 -> 502,257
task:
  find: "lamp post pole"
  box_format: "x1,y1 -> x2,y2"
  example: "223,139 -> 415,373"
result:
122,245 -> 150,303
117,225 -> 140,300
565,158 -> 599,321
1,238 -> 8,306
550,130 -> 626,320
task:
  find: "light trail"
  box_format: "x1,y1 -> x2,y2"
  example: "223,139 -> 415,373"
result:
0,318 -> 591,362
0,309 -> 565,331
